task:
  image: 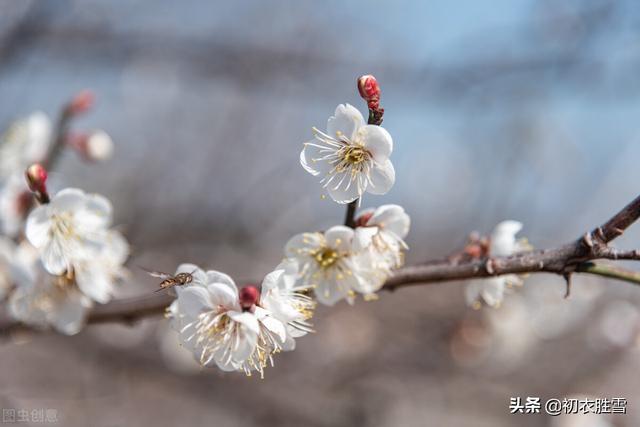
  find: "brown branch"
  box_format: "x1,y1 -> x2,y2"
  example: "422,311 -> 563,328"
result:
3,165 -> 640,338
88,293 -> 172,324
592,193 -> 640,243
384,194 -> 640,290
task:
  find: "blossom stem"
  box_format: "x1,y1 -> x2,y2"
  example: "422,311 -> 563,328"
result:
344,202 -> 357,228
344,75 -> 386,228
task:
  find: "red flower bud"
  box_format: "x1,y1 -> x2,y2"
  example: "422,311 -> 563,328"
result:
68,90 -> 95,115
355,211 -> 374,228
239,285 -> 260,310
25,163 -> 48,193
357,74 -> 381,105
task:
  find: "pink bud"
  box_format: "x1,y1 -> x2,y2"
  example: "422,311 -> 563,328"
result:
239,285 -> 260,310
68,90 -> 95,115
357,74 -> 381,107
355,211 -> 374,228
25,163 -> 48,193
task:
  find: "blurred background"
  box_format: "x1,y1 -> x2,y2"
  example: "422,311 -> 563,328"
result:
1,0 -> 640,425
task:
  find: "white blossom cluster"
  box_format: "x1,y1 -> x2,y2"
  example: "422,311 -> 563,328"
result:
166,263 -> 314,377
283,204 -> 410,306
465,220 -> 530,309
0,111 -> 126,334
0,85 -> 532,379
167,102 -> 411,376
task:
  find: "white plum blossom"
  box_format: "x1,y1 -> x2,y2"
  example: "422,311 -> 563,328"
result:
284,225 -> 379,305
300,104 -> 395,204
6,186 -> 128,334
8,242 -> 92,335
0,112 -> 52,179
167,264 -> 284,377
7,229 -> 128,334
353,204 -> 410,269
465,220 -> 530,308
260,259 -> 316,350
9,280 -> 91,335
282,211 -> 410,305
71,230 -> 129,304
25,188 -> 113,276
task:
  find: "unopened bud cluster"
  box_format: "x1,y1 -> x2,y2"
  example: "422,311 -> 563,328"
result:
357,74 -> 384,125
25,163 -> 49,203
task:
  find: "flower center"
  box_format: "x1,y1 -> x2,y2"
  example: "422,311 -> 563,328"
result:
53,270 -> 76,290
50,213 -> 76,240
313,247 -> 339,269
341,145 -> 368,165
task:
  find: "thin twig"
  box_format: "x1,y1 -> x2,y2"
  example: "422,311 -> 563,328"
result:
344,201 -> 357,228
21,103 -> 74,216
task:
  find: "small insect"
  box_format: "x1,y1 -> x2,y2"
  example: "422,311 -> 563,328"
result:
142,268 -> 195,292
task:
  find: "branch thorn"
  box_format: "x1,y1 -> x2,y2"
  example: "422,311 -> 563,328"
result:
563,273 -> 572,299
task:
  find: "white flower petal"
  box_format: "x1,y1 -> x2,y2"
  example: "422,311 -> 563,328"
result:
25,205 -> 51,248
465,281 -> 483,306
175,286 -> 214,316
215,359 -> 241,372
314,275 -> 353,306
367,159 -> 395,195
75,193 -> 113,230
41,239 -> 70,275
206,270 -> 237,292
50,188 -> 87,212
324,226 -> 354,252
273,259 -> 299,290
226,311 -> 260,361
353,226 -> 379,251
207,283 -> 239,310
104,230 -> 129,266
361,125 -> 393,162
50,291 -> 91,335
75,263 -> 113,304
282,335 -> 296,352
260,269 -> 284,292
490,220 -> 523,257
327,176 -> 361,204
285,232 -> 323,257
300,142 -> 333,176
327,104 -> 365,141
481,277 -> 506,307
255,307 -> 287,344
371,204 -> 410,239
